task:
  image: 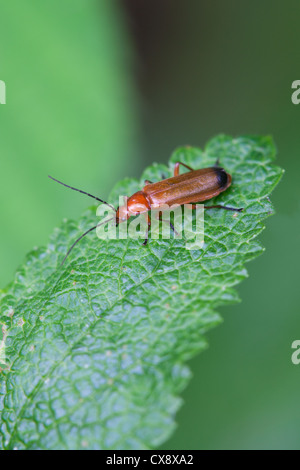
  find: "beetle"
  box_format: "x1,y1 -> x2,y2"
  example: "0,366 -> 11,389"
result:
49,160 -> 242,264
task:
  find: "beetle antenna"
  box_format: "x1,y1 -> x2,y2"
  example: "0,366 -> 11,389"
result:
61,217 -> 115,265
48,175 -> 116,212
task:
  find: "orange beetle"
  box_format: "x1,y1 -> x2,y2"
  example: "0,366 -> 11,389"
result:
49,161 -> 242,264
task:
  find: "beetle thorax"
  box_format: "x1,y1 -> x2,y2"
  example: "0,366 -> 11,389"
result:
116,191 -> 150,223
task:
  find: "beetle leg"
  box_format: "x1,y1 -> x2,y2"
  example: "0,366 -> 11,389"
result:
157,212 -> 179,237
188,203 -> 243,212
143,213 -> 151,246
214,157 -> 221,167
204,204 -> 243,212
144,179 -> 153,185
173,162 -> 194,177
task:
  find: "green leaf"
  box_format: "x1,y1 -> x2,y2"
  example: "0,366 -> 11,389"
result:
0,135 -> 283,450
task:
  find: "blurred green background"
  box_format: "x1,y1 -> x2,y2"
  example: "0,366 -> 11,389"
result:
1,0 -> 299,450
